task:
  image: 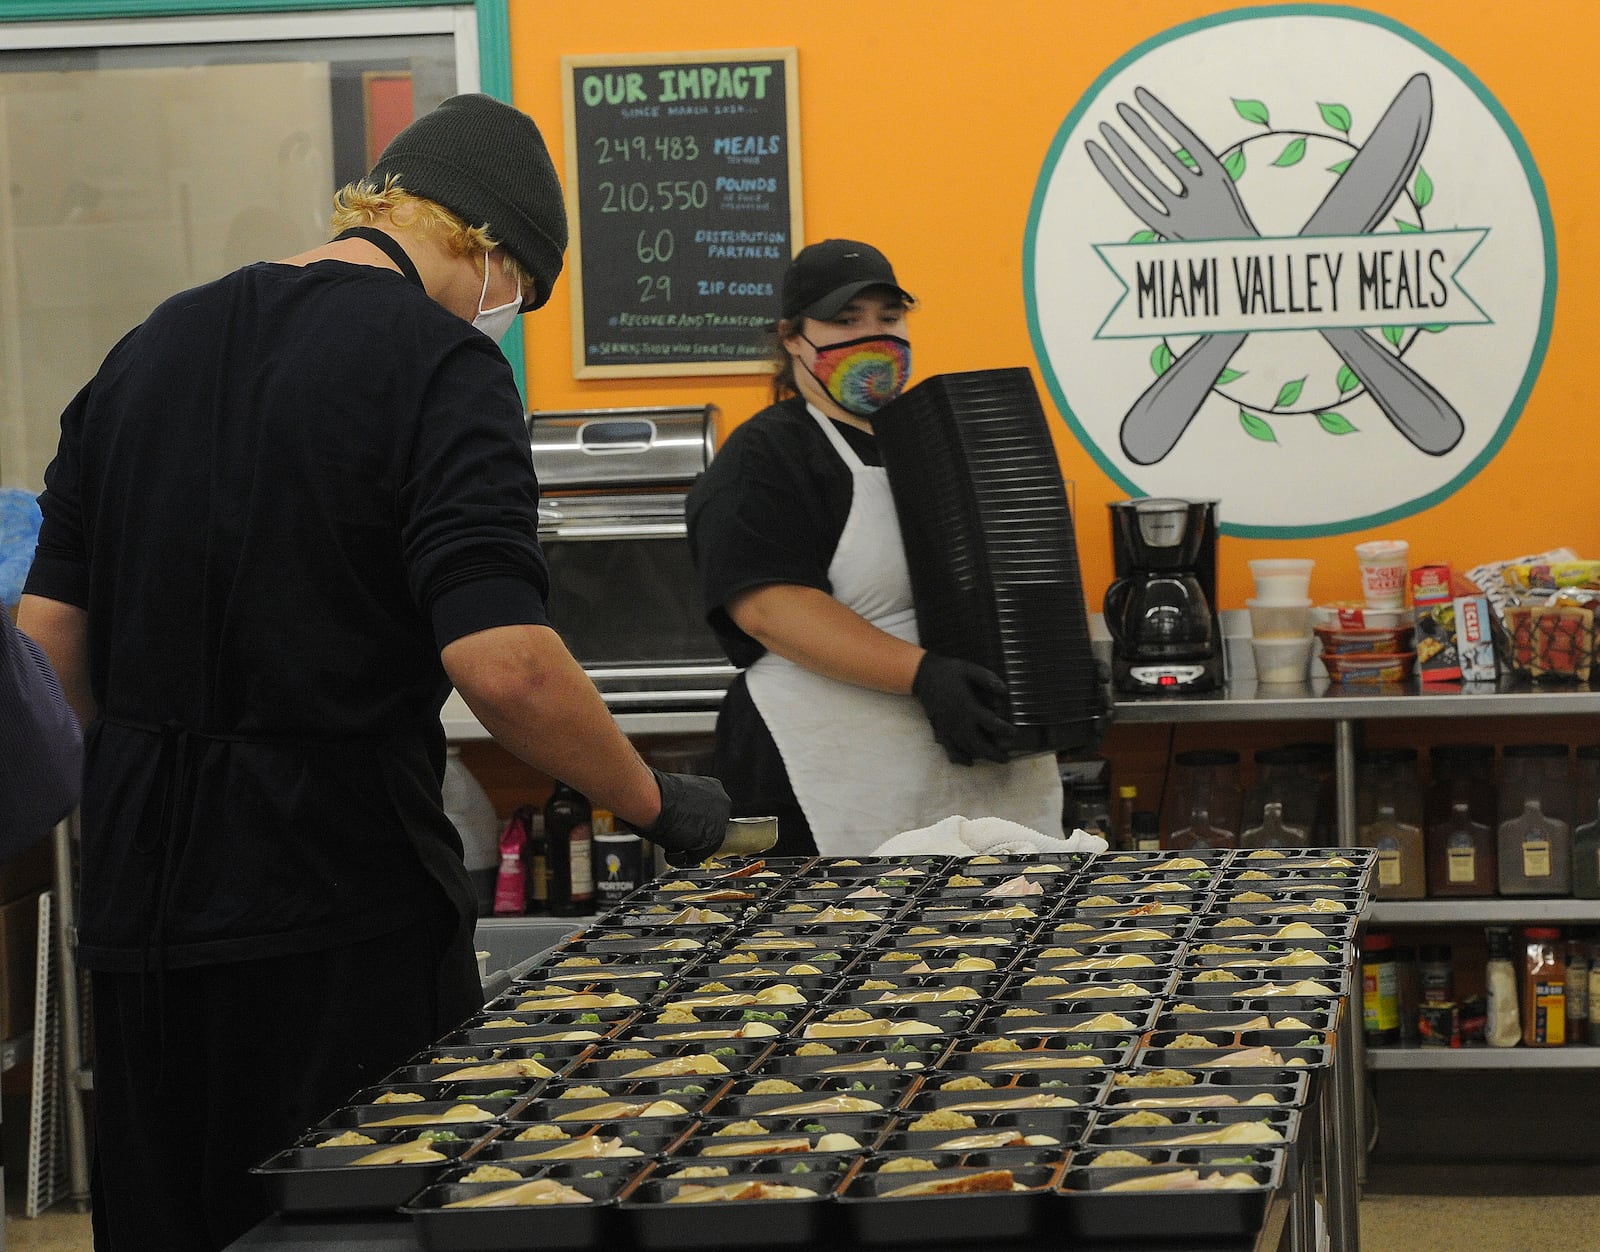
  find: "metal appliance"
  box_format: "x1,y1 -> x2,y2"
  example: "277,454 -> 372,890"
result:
527,405 -> 734,710
1104,497 -> 1223,694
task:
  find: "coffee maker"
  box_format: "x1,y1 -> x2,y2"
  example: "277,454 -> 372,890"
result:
1104,498 -> 1223,694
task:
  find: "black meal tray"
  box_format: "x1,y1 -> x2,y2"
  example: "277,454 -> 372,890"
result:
751,901 -> 908,928
697,953 -> 863,981
822,984 -> 998,1013
617,1163 -> 843,1251
1151,1007 -> 1339,1035
1102,1070 -> 1312,1109
548,932 -> 720,960
786,856 -> 950,880
508,1089 -> 717,1130
994,968 -> 1178,1001
1131,1044 -> 1331,1072
935,1035 -> 1138,1074
835,1160 -> 1064,1245
1208,889 -> 1366,916
1097,850 -> 1236,868
877,1107 -> 1090,1155
1189,917 -> 1360,943
752,1038 -> 950,1078
402,1159 -> 643,1251
493,983 -> 651,1014
708,1071 -> 923,1118
1053,1159 -> 1281,1241
854,952 -> 1014,980
653,973 -> 838,1007
318,1096 -> 522,1135
569,1038 -> 776,1081
474,1120 -> 693,1161
1169,969 -> 1352,1002
391,1041 -> 588,1078
899,1070 -> 1111,1117
619,1012 -> 803,1046
969,1002 -> 1163,1039
688,1111 -> 897,1148
896,902 -> 1051,931
254,1134 -> 480,1215
828,966 -> 1009,996
875,925 -> 1029,952
1082,1107 -> 1300,1149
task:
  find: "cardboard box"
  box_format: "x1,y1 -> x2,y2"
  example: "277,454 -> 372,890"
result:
0,889 -> 42,1041
1411,565 -> 1462,682
1453,593 -> 1498,681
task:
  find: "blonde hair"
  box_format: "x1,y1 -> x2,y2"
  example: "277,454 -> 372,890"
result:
330,175 -> 532,289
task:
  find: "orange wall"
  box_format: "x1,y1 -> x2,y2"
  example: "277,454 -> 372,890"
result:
507,0 -> 1597,614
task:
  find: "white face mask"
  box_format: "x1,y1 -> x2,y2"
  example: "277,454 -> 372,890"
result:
472,250 -> 521,342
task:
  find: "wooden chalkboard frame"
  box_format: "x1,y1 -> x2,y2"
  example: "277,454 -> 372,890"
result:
561,47 -> 803,379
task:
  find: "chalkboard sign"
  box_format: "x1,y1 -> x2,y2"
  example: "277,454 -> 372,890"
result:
561,49 -> 802,378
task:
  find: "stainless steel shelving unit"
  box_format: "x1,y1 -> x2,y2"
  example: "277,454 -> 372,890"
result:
1367,1044 -> 1600,1069
1369,899 -> 1600,924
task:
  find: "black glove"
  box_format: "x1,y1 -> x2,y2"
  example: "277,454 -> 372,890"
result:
911,653 -> 1015,767
635,767 -> 732,867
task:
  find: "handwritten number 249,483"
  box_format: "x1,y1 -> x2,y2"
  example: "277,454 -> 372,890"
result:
593,135 -> 700,163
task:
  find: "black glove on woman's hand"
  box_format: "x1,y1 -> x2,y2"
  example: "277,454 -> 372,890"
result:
911,653 -> 1015,766
636,767 -> 732,867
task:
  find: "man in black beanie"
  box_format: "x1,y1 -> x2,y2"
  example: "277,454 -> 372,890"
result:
20,92 -> 730,1251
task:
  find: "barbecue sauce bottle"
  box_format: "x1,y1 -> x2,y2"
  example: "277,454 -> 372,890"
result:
544,783 -> 595,917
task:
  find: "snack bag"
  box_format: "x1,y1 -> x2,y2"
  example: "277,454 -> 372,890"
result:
1530,604 -> 1593,683
493,806 -> 533,916
1501,604 -> 1537,677
1411,565 -> 1462,682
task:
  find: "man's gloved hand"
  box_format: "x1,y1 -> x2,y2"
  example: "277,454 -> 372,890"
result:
911,653 -> 1016,767
635,767 -> 732,867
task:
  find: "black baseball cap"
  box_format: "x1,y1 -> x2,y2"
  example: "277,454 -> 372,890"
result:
780,239 -> 915,321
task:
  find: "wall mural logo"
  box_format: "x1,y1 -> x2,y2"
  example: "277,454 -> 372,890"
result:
1025,6 -> 1555,536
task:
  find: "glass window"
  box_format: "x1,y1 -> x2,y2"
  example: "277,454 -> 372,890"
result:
0,9 -> 476,488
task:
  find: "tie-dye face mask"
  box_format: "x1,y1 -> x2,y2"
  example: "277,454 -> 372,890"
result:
802,333 -> 912,417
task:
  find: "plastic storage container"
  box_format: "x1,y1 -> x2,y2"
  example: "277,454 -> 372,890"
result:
1359,803 -> 1426,900
1424,744 -> 1497,897
1248,559 -> 1314,602
1498,797 -> 1572,897
1166,749 -> 1242,849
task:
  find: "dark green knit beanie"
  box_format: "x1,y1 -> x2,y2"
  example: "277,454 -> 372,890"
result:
369,93 -> 567,311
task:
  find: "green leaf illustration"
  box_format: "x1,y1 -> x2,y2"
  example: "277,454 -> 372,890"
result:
1174,148 -> 1199,171
1129,229 -> 1159,244
1316,410 -> 1358,435
1223,149 -> 1247,182
1336,365 -> 1360,394
1413,166 -> 1434,209
1151,342 -> 1174,376
1240,410 -> 1277,442
1216,367 -> 1246,385
1395,219 -> 1422,233
1327,158 -> 1352,175
1272,137 -> 1307,168
1318,103 -> 1353,133
1233,98 -> 1271,126
1383,325 -> 1406,347
1421,324 -> 1448,333
1273,377 -> 1306,409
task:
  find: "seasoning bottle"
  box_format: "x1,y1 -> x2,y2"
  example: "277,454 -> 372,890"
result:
1393,943 -> 1422,1044
1360,803 -> 1426,899
1111,784 -> 1139,852
544,782 -> 595,916
1588,940 -> 1600,1036
1418,944 -> 1454,1005
1073,778 -> 1113,842
1361,931 -> 1400,1045
1499,798 -> 1572,896
1565,940 -> 1589,1045
1572,799 -> 1600,900
1484,927 -> 1521,1048
593,816 -> 645,910
1521,927 -> 1566,1046
1240,800 -> 1310,849
1426,801 -> 1497,898
525,809 -> 549,915
1132,810 -> 1162,852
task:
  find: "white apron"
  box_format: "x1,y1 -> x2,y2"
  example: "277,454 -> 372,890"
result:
744,408 -> 1063,855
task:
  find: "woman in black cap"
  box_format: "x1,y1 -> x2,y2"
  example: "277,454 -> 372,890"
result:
20,93 -> 728,1250
688,240 -> 1062,857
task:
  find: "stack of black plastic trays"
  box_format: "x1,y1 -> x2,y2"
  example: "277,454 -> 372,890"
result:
870,367 -> 1104,756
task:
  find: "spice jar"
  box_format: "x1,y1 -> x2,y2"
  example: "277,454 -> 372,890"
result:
1521,927 -> 1566,1047
1424,744 -> 1497,897
1361,931 -> 1400,1045
1565,940 -> 1589,1045
1394,943 -> 1422,1044
1418,944 -> 1455,1004
1484,927 -> 1520,1048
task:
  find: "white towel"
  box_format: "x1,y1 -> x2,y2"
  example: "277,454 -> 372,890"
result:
873,814 -> 1108,858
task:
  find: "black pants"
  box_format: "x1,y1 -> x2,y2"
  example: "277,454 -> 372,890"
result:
89,917 -> 481,1252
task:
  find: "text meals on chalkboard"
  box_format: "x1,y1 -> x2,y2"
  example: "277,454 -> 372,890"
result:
563,50 -> 802,377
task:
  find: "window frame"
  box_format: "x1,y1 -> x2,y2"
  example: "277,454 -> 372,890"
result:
0,0 -> 528,391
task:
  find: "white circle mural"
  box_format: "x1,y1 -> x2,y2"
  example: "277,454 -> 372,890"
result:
1025,5 -> 1555,537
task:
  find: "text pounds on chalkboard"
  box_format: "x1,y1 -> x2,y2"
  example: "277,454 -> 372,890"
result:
562,48 -> 803,378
